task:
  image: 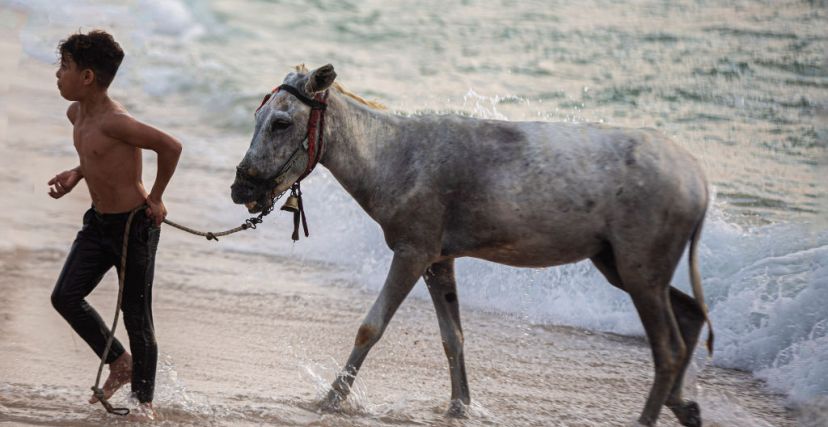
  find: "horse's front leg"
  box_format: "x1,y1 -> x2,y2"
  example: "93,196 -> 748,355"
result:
323,246 -> 429,411
423,258 -> 470,417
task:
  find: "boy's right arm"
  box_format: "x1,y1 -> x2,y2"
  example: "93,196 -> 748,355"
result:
48,166 -> 83,199
48,103 -> 83,199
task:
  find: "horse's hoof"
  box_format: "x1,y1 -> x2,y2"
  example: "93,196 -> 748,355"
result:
445,399 -> 468,418
669,400 -> 701,427
320,390 -> 343,413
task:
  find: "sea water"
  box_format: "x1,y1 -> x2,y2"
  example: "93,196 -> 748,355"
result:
4,0 -> 826,412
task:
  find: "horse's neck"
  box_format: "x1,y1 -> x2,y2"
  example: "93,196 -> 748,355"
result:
320,94 -> 402,213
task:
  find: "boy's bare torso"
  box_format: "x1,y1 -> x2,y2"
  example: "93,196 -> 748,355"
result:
70,101 -> 148,213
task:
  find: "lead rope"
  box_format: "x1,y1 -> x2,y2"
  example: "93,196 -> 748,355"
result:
161,189 -> 285,241
91,207 -> 139,416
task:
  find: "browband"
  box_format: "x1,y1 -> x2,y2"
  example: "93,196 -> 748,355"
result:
256,84 -> 328,114
277,84 -> 327,110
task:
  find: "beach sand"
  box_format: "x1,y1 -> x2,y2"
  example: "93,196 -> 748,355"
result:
0,9 -> 804,426
0,244 -> 800,427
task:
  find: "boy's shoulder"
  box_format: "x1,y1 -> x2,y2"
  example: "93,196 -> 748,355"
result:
97,105 -> 149,143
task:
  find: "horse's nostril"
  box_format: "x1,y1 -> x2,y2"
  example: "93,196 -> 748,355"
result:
231,181 -> 254,204
236,163 -> 258,178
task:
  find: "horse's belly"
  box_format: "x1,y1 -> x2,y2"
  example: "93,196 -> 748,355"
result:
442,228 -> 603,268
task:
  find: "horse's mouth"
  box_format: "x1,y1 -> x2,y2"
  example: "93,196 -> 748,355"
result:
243,186 -> 282,214
244,197 -> 271,214
244,201 -> 262,213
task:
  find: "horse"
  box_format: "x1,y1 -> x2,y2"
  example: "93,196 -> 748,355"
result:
231,64 -> 712,426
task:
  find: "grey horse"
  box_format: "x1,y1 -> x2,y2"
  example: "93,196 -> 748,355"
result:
231,64 -> 712,426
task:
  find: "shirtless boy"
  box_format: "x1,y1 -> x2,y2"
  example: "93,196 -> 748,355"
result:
48,30 -> 182,418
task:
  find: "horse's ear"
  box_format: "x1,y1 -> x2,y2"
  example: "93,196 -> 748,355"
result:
305,64 -> 337,94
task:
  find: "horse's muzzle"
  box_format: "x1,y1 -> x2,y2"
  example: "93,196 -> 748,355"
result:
230,179 -> 256,204
232,167 -> 279,213
231,165 -> 262,199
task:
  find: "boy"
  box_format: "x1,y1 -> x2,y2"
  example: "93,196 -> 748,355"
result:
48,30 -> 182,419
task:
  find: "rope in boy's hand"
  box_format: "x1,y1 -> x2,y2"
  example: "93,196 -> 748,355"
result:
161,217 -> 259,241
161,198 -> 275,241
159,188 -> 287,241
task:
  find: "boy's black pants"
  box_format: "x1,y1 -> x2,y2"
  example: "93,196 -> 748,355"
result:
51,206 -> 160,403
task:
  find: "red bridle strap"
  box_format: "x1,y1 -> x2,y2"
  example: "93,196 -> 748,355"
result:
300,90 -> 329,181
254,85 -> 329,180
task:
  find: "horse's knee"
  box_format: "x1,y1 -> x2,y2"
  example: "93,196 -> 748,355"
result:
442,343 -> 464,364
655,343 -> 686,378
355,324 -> 382,349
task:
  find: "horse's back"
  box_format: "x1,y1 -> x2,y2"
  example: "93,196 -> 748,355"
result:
432,117 -> 706,217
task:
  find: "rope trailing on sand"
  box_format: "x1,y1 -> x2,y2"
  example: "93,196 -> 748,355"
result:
91,207 -> 139,417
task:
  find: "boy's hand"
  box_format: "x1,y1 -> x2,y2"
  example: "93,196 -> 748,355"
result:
145,195 -> 167,227
48,169 -> 82,199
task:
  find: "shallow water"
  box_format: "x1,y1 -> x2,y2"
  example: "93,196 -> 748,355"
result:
1,0 -> 826,425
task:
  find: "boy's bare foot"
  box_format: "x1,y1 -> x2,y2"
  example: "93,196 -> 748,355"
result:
89,352 -> 132,404
127,402 -> 157,421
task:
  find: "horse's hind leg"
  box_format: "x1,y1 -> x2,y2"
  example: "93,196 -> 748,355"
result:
323,247 -> 428,411
423,259 -> 470,416
609,238 -> 687,426
594,244 -> 704,426
626,283 -> 686,426
665,287 -> 706,427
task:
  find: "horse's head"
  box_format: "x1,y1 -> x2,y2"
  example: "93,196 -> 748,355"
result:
231,64 -> 337,213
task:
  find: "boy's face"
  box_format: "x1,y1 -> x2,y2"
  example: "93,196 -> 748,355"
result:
56,55 -> 95,101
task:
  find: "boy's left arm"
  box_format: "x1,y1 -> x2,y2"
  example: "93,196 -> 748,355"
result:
101,113 -> 183,225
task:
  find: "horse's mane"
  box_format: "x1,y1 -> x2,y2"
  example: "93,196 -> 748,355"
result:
294,64 -> 386,110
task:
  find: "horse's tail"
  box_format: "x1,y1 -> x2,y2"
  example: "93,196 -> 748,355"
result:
689,213 -> 714,355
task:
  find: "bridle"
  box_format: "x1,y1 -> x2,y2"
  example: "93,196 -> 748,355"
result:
237,84 -> 329,187
235,83 -> 330,240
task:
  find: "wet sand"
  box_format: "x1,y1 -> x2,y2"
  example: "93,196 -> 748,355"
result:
0,8 -> 805,426
0,244 -> 800,426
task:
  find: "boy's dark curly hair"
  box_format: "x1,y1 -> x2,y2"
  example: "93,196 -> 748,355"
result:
58,30 -> 124,88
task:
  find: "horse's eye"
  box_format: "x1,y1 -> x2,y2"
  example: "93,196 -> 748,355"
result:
270,119 -> 292,132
